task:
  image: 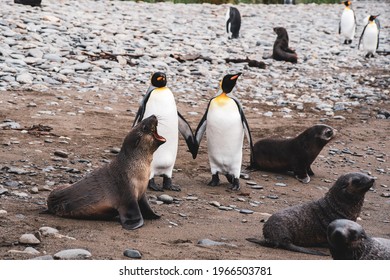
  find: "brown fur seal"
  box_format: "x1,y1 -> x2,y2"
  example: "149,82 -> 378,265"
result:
47,115 -> 165,230
249,124 -> 335,183
272,27 -> 298,63
327,219 -> 390,260
247,172 -> 374,256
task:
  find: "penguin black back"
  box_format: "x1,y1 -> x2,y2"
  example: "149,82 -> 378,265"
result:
226,7 -> 241,39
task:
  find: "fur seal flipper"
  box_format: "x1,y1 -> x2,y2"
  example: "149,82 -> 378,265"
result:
47,115 -> 165,230
247,172 -> 374,256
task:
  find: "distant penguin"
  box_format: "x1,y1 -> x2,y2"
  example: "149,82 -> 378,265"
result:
133,72 -> 196,192
359,15 -> 380,58
194,73 -> 253,191
226,7 -> 241,39
339,1 -> 356,45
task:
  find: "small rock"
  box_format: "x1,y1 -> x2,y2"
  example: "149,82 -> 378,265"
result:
158,194 -> 174,204
0,210 -> 7,215
54,249 -> 92,260
218,206 -> 233,211
250,185 -> 264,190
275,183 -> 287,187
19,234 -> 40,245
240,173 -> 250,179
267,194 -> 279,199
39,226 -> 59,236
30,187 -> 39,194
54,150 -> 69,158
209,201 -> 220,207
381,193 -> 390,198
110,147 -> 121,154
185,196 -> 198,201
240,209 -> 254,214
23,247 -> 40,255
123,249 -> 142,259
246,181 -> 257,186
30,255 -> 54,260
197,239 -> 237,247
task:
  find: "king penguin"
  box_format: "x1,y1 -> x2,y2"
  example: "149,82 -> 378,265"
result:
133,72 -> 196,192
359,15 -> 380,58
226,7 -> 241,39
194,73 -> 253,191
339,1 -> 356,45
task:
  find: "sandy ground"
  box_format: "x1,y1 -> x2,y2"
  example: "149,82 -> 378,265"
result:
0,88 -> 389,260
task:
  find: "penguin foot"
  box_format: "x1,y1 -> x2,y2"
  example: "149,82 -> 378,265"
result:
225,174 -> 234,184
162,176 -> 181,192
230,178 -> 240,191
148,178 -> 164,192
208,174 -> 220,187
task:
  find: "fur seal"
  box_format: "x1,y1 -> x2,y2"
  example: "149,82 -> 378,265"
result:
249,124 -> 335,183
47,115 -> 165,230
247,172 -> 374,256
327,219 -> 390,260
272,27 -> 298,63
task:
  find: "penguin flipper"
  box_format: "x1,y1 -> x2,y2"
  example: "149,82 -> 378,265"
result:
194,104 -> 210,159
231,97 -> 255,165
178,111 -> 197,159
338,21 -> 341,35
358,24 -> 368,50
132,85 -> 154,127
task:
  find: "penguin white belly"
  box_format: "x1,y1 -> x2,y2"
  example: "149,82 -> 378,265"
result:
206,98 -> 244,177
225,8 -> 231,36
340,10 -> 355,40
362,24 -> 378,54
143,87 -> 179,177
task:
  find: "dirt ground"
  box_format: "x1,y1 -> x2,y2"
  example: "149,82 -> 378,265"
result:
0,88 -> 389,260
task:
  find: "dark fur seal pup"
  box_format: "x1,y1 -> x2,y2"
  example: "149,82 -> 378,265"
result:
47,115 -> 165,230
14,0 -> 41,6
272,27 -> 298,63
247,172 -> 375,256
226,7 -> 241,39
249,124 -> 335,183
327,219 -> 390,260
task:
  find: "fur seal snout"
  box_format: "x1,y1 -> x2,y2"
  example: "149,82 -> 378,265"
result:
247,172 -> 374,256
47,115 -> 165,230
327,219 -> 390,260
250,124 -> 335,183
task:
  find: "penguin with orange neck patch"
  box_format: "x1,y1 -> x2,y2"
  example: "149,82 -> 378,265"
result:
194,73 -> 253,191
359,15 -> 380,58
339,1 -> 356,45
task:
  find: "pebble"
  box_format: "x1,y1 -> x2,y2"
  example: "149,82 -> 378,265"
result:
123,249 -> 142,259
267,195 -> 279,199
0,188 -> 9,195
275,183 -> 287,187
30,255 -> 54,260
39,226 -> 59,236
381,193 -> 390,198
53,249 -> 92,260
239,209 -> 254,214
54,150 -> 69,158
19,234 -> 40,245
209,201 -> 220,207
197,239 -> 237,247
0,210 -> 7,215
218,206 -> 233,211
246,181 -> 258,186
250,185 -> 264,190
158,194 -> 174,204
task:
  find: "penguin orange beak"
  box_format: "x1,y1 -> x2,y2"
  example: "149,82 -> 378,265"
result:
230,73 -> 242,80
157,77 -> 164,81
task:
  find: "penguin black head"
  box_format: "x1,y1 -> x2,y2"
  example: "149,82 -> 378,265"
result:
343,1 -> 351,7
151,72 -> 167,88
368,15 -> 379,22
221,73 -> 241,94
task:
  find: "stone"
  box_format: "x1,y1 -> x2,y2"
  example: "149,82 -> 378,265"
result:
197,239 -> 237,247
158,194 -> 174,204
54,249 -> 92,260
19,234 -> 40,245
30,255 -> 54,260
209,201 -> 220,207
240,209 -> 254,214
39,226 -> 59,236
16,73 -> 34,84
123,249 -> 142,259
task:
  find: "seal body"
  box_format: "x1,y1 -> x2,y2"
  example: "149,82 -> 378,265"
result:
247,172 -> 375,255
226,7 -> 241,39
250,125 -> 335,183
133,72 -> 196,191
339,1 -> 356,44
47,115 -> 165,230
195,73 -> 253,191
272,27 -> 297,63
327,219 -> 390,260
359,15 -> 380,58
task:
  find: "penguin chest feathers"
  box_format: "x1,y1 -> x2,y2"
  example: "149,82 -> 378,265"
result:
341,9 -> 355,38
208,94 -> 242,130
363,23 -> 379,52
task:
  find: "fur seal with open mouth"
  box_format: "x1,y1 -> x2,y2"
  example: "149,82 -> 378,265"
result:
247,172 -> 375,256
249,124 -> 335,183
327,219 -> 390,260
47,115 -> 165,230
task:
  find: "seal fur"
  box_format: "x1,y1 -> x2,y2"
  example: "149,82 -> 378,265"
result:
47,115 -> 165,230
247,172 -> 374,256
272,27 -> 298,63
249,124 -> 335,183
327,219 -> 390,260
